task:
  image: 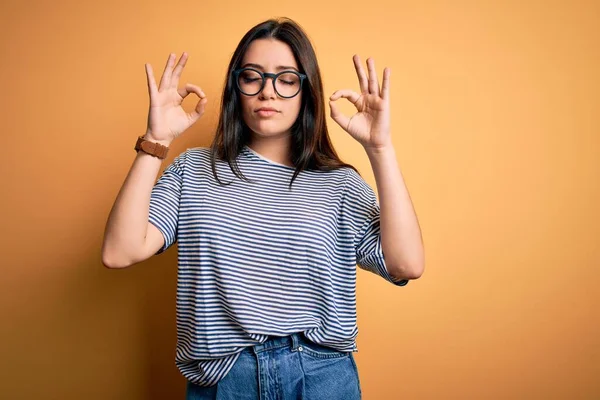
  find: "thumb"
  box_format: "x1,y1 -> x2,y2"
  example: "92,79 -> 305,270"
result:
329,100 -> 350,130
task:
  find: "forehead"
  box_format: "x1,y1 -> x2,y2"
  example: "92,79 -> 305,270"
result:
241,38 -> 298,69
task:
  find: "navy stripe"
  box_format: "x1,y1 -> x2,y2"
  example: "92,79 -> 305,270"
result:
147,145 -> 407,386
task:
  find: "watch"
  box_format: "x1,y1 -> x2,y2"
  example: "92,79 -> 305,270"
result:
134,136 -> 169,159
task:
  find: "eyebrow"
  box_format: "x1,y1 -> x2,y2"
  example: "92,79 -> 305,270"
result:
242,63 -> 300,72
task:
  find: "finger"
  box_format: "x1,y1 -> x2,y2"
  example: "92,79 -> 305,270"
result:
145,63 -> 158,96
381,67 -> 391,101
178,83 -> 206,100
367,58 -> 380,96
158,53 -> 176,91
171,52 -> 189,88
330,89 -> 361,107
329,99 -> 351,130
179,84 -> 208,123
190,97 -> 209,123
353,55 -> 368,94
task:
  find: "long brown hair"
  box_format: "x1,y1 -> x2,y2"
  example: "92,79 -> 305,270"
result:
209,17 -> 359,190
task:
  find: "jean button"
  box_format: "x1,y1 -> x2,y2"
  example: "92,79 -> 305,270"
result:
298,346 -> 304,352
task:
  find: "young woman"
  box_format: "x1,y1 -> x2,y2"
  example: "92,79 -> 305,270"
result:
102,17 -> 424,400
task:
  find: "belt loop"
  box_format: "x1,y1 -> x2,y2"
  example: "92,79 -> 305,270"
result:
290,333 -> 300,350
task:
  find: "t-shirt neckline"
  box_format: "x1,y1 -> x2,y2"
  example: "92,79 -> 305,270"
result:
243,145 -> 296,170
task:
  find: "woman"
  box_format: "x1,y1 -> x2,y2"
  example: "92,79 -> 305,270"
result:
102,17 -> 424,400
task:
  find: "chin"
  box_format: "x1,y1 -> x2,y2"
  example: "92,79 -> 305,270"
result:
248,123 -> 293,137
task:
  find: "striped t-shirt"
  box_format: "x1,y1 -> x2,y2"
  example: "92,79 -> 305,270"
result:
148,144 -> 408,386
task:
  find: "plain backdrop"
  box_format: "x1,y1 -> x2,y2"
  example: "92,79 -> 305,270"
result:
0,0 -> 598,399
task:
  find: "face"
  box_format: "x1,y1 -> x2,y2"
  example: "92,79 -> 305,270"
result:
238,38 -> 303,141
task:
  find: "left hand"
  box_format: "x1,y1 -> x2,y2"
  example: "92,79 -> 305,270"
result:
329,55 -> 392,151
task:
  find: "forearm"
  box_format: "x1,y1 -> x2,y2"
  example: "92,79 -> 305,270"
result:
101,150 -> 163,267
365,145 -> 424,279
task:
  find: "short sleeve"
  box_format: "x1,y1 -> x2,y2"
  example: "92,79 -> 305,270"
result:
148,150 -> 186,255
343,169 -> 409,287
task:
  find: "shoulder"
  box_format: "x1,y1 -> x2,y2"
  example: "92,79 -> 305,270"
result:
160,147 -> 211,178
342,167 -> 373,194
185,146 -> 211,159
172,146 -> 212,166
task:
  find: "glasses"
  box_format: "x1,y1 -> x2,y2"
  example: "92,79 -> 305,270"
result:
233,68 -> 307,98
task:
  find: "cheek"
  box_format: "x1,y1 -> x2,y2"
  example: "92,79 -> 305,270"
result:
239,97 -> 254,121
287,97 -> 302,119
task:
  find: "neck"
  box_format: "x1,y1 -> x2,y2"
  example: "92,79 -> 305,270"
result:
247,133 -> 294,167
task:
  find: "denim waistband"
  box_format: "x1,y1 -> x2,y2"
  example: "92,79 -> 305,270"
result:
244,333 -> 305,354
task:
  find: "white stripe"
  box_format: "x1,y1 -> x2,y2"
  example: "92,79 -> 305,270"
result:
148,146 -> 407,386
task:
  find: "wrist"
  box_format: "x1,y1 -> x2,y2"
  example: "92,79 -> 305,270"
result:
365,144 -> 395,157
135,135 -> 170,159
143,133 -> 172,147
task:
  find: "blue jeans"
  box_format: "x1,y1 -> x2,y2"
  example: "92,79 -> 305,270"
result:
185,332 -> 362,399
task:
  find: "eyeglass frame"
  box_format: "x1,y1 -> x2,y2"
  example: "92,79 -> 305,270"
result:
232,67 -> 307,98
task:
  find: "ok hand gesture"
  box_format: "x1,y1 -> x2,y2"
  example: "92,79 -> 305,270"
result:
144,52 -> 208,146
329,55 -> 392,151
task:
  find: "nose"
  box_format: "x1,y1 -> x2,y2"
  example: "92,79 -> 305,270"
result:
259,76 -> 277,99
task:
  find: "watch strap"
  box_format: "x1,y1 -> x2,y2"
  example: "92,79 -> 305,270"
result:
135,136 -> 169,159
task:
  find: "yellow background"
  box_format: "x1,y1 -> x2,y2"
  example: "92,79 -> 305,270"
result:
1,0 -> 598,399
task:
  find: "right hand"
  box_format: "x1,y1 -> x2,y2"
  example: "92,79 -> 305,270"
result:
144,52 -> 208,145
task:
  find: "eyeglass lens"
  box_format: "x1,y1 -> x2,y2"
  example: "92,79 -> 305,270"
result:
237,69 -> 301,97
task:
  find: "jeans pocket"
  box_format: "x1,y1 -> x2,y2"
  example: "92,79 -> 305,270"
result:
349,353 -> 362,398
299,338 -> 350,359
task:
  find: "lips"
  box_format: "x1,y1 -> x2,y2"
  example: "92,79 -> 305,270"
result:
255,107 -> 278,112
